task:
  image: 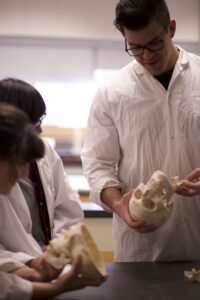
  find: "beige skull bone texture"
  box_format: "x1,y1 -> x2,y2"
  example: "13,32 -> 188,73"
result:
129,170 -> 176,228
43,222 -> 107,281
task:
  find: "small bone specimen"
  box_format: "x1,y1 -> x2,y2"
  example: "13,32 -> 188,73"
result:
171,176 -> 183,190
184,268 -> 200,282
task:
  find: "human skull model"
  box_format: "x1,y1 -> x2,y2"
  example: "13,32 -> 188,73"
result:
129,170 -> 174,227
43,222 -> 107,281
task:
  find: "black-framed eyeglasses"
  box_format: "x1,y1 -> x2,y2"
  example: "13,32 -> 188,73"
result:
125,28 -> 167,57
34,113 -> 46,128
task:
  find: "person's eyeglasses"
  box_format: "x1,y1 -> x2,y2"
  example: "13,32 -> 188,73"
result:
34,114 -> 46,128
125,29 -> 167,57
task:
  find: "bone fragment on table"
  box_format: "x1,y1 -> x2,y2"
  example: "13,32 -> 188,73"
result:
184,268 -> 200,282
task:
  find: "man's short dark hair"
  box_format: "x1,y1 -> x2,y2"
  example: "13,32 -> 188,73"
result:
114,0 -> 170,34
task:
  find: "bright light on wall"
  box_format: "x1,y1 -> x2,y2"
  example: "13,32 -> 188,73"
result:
34,69 -> 119,129
35,81 -> 95,128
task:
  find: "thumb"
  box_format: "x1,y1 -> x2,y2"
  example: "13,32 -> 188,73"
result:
123,190 -> 134,201
70,255 -> 82,276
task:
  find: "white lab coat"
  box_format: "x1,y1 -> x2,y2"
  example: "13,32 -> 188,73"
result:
82,48 -> 200,261
0,139 -> 84,270
0,271 -> 32,300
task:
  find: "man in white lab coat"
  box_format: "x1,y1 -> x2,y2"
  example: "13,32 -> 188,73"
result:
81,0 -> 200,261
0,78 -> 84,272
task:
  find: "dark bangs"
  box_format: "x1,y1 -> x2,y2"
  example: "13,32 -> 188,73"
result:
0,78 -> 46,124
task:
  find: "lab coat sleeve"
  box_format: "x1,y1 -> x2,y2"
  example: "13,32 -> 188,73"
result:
0,245 -> 34,272
81,87 -> 122,210
0,271 -> 32,300
44,141 -> 84,236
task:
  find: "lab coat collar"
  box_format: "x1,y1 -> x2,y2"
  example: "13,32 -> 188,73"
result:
176,46 -> 189,71
36,157 -> 45,168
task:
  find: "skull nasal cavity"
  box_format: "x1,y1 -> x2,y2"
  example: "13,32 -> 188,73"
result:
143,198 -> 155,210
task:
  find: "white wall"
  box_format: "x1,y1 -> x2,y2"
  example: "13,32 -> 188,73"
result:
0,0 -> 120,40
0,0 -> 199,41
0,0 -> 199,82
166,0 -> 200,42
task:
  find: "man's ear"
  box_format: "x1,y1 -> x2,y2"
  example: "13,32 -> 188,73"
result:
169,19 -> 176,38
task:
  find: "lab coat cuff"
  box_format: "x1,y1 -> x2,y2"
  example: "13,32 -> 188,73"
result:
89,180 -> 122,212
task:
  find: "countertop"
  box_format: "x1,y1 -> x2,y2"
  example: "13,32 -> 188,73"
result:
67,172 -> 112,218
54,262 -> 200,300
80,202 -> 112,218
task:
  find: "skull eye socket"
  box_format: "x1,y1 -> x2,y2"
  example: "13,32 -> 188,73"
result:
142,198 -> 155,210
134,189 -> 143,199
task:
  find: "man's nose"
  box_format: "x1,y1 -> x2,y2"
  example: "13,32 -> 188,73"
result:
142,47 -> 154,60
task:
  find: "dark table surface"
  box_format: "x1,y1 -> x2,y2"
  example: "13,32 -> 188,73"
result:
54,262 -> 200,300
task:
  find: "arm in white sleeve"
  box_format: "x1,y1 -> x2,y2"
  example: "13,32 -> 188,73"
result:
0,245 -> 34,272
0,271 -> 32,300
81,88 -> 122,209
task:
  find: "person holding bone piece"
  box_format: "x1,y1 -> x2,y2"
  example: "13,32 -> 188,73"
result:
0,78 -> 84,280
0,104 -> 104,300
81,0 -> 200,262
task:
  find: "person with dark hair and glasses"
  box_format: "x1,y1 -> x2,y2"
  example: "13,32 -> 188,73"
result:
81,0 -> 200,262
0,104 -> 102,300
0,78 -> 84,279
